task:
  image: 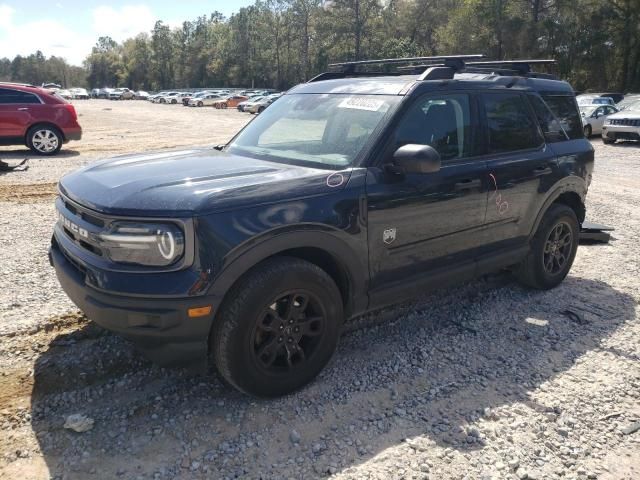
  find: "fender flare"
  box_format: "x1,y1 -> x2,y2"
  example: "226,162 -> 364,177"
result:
207,227 -> 368,315
528,176 -> 587,240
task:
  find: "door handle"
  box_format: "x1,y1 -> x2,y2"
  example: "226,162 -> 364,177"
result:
17,107 -> 29,111
454,178 -> 482,190
533,165 -> 552,176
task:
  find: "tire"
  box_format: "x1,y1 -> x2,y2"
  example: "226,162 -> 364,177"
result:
514,204 -> 579,290
257,106 -> 265,114
160,98 -> 166,104
221,103 -> 228,109
197,101 -> 203,107
583,125 -> 592,137
26,125 -> 63,155
603,137 -> 615,144
171,99 -> 177,104
211,257 -> 343,397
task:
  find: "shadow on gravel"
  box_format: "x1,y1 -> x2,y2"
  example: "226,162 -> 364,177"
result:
27,274 -> 634,479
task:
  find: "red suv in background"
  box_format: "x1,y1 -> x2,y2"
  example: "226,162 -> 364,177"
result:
0,83 -> 82,155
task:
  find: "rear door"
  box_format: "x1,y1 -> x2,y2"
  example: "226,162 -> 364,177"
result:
0,88 -> 39,138
366,92 -> 488,292
480,92 -> 557,251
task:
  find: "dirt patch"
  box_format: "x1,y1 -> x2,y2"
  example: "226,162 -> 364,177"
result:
0,183 -> 58,203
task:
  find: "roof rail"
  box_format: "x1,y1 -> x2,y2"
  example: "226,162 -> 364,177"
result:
329,54 -> 485,72
309,56 -> 558,83
0,81 -> 37,87
466,59 -> 556,75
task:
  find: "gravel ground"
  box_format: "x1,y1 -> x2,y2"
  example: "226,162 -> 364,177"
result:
0,101 -> 639,480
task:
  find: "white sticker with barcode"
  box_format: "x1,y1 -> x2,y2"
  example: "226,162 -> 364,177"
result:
338,97 -> 385,111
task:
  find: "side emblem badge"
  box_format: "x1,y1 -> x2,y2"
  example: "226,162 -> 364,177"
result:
383,228 -> 397,245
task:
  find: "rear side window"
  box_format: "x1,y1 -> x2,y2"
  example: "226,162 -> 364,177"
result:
540,95 -> 583,140
528,94 -> 568,143
482,93 -> 543,153
393,93 -> 474,161
0,88 -> 40,104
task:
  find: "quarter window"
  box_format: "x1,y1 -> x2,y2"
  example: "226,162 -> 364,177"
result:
393,93 -> 473,161
540,95 -> 583,140
528,94 -> 568,143
483,93 -> 543,153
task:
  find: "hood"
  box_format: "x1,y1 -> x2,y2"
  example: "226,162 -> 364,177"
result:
59,148 -> 352,217
608,110 -> 640,119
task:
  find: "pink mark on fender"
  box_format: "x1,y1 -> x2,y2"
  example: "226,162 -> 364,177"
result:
489,173 -> 509,215
326,172 -> 345,188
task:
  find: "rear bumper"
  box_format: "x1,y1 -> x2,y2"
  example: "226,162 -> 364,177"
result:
64,127 -> 82,142
49,238 -> 214,371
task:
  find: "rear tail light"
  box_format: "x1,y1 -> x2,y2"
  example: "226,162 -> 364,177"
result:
64,104 -> 77,121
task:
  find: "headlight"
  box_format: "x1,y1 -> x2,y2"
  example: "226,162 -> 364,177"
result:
98,222 -> 185,266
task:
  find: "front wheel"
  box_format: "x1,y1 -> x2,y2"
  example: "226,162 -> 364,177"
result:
171,99 -> 177,104
257,106 -> 265,114
26,126 -> 63,155
197,101 -> 203,107
583,125 -> 592,137
514,204 -> 579,289
603,137 -> 615,144
211,257 -> 343,397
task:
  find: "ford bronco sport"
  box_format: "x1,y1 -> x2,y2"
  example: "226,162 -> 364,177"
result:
50,56 -> 593,397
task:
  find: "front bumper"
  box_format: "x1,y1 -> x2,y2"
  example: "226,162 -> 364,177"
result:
49,237 -> 215,372
602,125 -> 640,141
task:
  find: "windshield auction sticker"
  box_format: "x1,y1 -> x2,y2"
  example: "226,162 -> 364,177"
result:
338,97 -> 386,112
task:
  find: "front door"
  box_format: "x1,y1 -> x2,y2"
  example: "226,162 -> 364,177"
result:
366,92 -> 488,294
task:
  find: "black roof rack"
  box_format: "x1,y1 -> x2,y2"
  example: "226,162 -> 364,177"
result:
308,56 -> 558,82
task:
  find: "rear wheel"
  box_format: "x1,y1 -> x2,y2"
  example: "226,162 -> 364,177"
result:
171,99 -> 177,104
197,101 -> 203,107
257,106 -> 266,114
514,204 -> 579,289
220,103 -> 228,109
211,257 -> 343,397
26,126 -> 63,155
583,125 -> 592,137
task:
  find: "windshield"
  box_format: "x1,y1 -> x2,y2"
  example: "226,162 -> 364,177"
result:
227,93 -> 400,169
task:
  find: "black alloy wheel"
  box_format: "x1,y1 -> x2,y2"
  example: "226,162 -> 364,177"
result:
542,221 -> 573,275
252,291 -> 325,372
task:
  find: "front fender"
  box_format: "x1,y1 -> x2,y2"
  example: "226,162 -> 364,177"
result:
206,226 -> 369,316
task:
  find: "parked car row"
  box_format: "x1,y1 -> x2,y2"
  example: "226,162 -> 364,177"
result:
577,92 -> 640,143
144,88 -> 284,114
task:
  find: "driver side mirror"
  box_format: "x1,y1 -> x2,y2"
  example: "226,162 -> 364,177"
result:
392,144 -> 441,174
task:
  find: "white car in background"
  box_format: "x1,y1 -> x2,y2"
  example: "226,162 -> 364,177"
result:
245,93 -> 283,114
159,92 -> 191,104
70,88 -> 89,99
602,109 -> 640,144
188,93 -> 222,107
576,95 -> 615,106
580,104 -> 618,137
151,91 -> 178,103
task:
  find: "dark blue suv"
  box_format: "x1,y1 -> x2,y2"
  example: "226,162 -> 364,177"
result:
50,56 -> 593,397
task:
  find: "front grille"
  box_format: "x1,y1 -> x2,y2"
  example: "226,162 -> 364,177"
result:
58,195 -> 109,258
610,118 -> 640,126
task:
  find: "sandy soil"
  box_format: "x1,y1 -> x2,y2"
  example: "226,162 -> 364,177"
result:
0,100 -> 639,480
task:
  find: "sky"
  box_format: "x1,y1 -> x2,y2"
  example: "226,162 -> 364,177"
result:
0,1 -> 255,66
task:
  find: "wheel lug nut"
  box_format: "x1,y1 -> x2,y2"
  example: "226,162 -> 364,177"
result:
294,327 -> 299,333
278,336 -> 283,342
288,337 -> 293,342
289,319 -> 293,324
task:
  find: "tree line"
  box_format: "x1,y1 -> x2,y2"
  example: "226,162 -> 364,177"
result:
1,0 -> 639,93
